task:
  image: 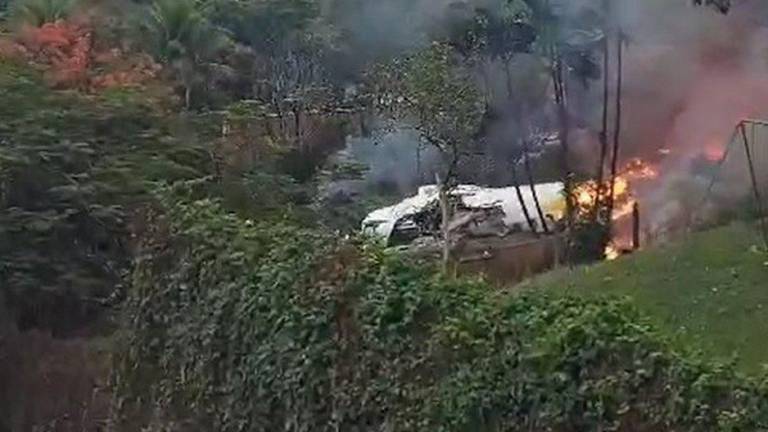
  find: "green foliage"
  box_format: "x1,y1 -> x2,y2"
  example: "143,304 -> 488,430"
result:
0,62 -> 210,331
114,193 -> 768,431
141,0 -> 230,108
372,43 -> 484,180
524,222 -> 768,375
204,0 -> 319,54
447,1 -> 537,61
10,0 -> 74,26
571,218 -> 611,262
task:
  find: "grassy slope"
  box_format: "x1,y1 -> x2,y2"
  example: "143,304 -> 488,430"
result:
520,222 -> 768,373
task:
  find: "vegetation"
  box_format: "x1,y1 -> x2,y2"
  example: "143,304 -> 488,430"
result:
0,0 -> 763,430
371,42 -> 484,268
0,61 -> 209,332
113,192 -> 768,431
141,0 -> 229,109
10,0 -> 75,26
522,222 -> 768,374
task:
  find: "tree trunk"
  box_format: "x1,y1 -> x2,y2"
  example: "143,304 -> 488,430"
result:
481,61 -> 491,107
552,53 -> 572,228
523,140 -> 550,233
608,30 -> 624,217
184,85 -> 192,111
504,59 -> 514,99
293,105 -> 303,149
436,174 -> 452,272
512,159 -> 538,233
416,144 -> 422,185
595,23 -> 611,221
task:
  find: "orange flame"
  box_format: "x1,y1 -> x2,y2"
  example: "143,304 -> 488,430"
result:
573,158 -> 659,259
574,158 -> 658,221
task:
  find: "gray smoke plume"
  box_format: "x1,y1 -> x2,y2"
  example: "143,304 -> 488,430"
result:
606,0 -> 768,242
332,0 -> 768,238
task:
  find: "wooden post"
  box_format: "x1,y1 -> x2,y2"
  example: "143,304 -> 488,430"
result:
632,202 -> 640,250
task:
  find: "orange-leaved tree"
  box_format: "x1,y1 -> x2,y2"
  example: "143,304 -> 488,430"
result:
1,12 -> 160,91
16,20 -> 92,87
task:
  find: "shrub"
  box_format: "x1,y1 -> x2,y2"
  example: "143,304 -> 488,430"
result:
0,63 -> 209,332
113,190 -> 768,431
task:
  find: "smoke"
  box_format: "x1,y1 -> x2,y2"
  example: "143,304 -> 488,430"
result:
602,0 -> 768,240
616,0 -> 768,157
345,128 -> 441,193
328,0 -> 466,74
331,0 -> 768,237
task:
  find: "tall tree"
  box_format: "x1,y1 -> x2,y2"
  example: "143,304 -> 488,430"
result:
372,43 -> 484,270
607,28 -> 625,218
142,0 -> 229,109
448,2 -> 543,233
593,0 -> 610,222
522,0 -> 602,230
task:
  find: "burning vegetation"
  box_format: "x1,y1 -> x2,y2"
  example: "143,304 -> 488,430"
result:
573,158 -> 660,258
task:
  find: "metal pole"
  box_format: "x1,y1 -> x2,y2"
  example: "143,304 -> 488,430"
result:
701,127 -> 737,204
740,122 -> 768,248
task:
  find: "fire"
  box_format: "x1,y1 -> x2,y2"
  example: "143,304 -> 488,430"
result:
573,158 -> 659,221
622,158 -> 659,180
613,200 -> 636,220
572,158 -> 660,259
605,244 -> 620,261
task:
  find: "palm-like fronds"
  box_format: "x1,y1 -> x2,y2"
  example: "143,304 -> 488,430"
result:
11,0 -> 75,26
142,0 -> 229,108
144,0 -> 227,64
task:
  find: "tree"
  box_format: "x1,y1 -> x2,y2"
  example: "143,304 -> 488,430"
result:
10,0 -> 74,26
606,26 -> 625,221
448,2 -> 551,234
519,0 -> 603,258
593,0 -> 610,221
142,0 -> 229,109
205,0 -> 319,55
0,63 -> 210,332
373,43 -> 484,270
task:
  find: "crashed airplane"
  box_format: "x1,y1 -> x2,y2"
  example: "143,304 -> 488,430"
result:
363,182 -> 566,245
362,183 -> 567,284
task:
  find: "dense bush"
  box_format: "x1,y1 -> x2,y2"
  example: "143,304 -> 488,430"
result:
113,189 -> 768,431
0,62 -> 209,332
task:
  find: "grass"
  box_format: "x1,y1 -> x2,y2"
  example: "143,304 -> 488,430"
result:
520,222 -> 768,374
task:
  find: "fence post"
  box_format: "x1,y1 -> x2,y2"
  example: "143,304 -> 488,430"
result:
632,202 -> 640,250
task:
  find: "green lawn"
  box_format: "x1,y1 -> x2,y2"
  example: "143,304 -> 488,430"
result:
520,222 -> 768,374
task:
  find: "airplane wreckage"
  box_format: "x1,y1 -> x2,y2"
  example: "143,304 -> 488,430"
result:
362,183 -> 567,283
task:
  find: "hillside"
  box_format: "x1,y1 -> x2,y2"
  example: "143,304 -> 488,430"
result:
112,196 -> 768,431
520,222 -> 768,373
